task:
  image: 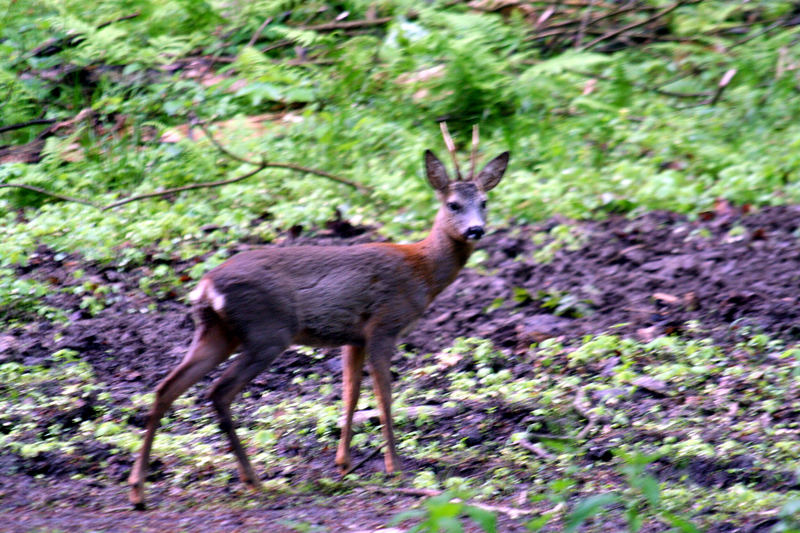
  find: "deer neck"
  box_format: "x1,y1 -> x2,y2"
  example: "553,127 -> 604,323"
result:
417,210 -> 474,298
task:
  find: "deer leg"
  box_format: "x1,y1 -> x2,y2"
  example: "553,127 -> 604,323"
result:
335,344 -> 366,473
367,339 -> 402,474
129,321 -> 237,509
207,341 -> 287,491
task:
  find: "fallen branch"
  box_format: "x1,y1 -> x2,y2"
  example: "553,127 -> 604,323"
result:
299,16 -> 393,32
246,17 -> 274,48
564,68 -> 712,99
0,118 -> 57,135
378,487 -> 542,520
581,0 -> 693,50
192,118 -> 371,194
0,183 -> 99,208
101,165 -> 268,210
573,387 -> 598,440
2,121 -> 370,209
709,68 -> 737,106
343,443 -> 386,476
516,437 -> 558,461
21,11 -> 140,61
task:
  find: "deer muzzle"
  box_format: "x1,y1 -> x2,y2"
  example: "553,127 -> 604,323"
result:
464,226 -> 485,241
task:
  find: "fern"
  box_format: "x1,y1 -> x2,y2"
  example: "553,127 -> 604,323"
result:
269,26 -> 330,49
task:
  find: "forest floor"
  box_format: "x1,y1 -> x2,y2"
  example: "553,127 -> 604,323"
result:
1,205 -> 799,532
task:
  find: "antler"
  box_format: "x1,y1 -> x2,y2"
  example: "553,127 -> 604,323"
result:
469,125 -> 479,181
439,121 -> 463,181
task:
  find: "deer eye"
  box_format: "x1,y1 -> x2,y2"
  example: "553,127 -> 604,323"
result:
447,201 -> 462,212
480,200 -> 487,210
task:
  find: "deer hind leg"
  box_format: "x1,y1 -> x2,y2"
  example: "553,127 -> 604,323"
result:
129,319 -> 237,509
367,337 -> 402,474
336,344 -> 366,474
207,335 -> 288,491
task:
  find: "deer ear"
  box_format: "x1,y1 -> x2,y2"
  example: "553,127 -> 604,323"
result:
425,150 -> 450,193
474,151 -> 509,192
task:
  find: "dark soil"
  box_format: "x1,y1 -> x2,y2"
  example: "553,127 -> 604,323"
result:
2,205 -> 800,532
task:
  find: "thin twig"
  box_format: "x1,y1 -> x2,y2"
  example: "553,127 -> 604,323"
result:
527,432 -> 576,441
299,16 -> 393,32
516,437 -> 558,461
0,118 -> 57,135
101,165 -> 268,210
573,387 -> 598,440
709,68 -> 737,106
377,487 -> 541,519
565,68 -> 712,99
246,17 -> 274,48
574,0 -> 597,47
729,17 -> 788,50
193,119 -> 370,194
343,443 -> 386,476
22,11 -> 140,60
0,183 -> 99,208
581,0 -> 692,50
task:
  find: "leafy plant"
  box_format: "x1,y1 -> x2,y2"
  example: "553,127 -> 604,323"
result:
391,490 -> 497,533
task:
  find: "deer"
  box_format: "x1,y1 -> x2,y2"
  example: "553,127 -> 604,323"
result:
127,123 -> 509,509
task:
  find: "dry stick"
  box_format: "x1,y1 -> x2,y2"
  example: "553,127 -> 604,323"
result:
0,118 -> 57,135
193,120 -> 371,194
536,2 -> 641,33
0,183 -> 99,208
299,16 -> 393,32
343,443 -> 386,476
380,487 -> 541,519
564,68 -> 712,99
246,17 -> 274,48
101,165 -> 267,211
709,68 -> 737,106
581,0 -> 692,50
24,11 -> 140,59
438,122 -> 463,181
729,18 -> 787,50
574,0 -> 597,47
573,387 -> 597,440
516,437 -> 558,461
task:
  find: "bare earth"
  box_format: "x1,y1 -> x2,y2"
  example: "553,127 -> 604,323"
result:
2,205 -> 799,532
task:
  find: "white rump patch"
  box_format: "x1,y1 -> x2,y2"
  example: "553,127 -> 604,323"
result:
189,278 -> 226,312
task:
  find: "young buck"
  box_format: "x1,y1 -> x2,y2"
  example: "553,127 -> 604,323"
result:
128,123 -> 509,509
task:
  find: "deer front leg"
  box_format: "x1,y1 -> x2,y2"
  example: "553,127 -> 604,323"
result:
336,345 -> 366,474
367,339 -> 402,474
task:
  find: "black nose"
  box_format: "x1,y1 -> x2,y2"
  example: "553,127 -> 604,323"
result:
465,226 -> 485,240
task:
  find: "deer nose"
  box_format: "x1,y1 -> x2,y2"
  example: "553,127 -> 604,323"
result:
464,226 -> 485,241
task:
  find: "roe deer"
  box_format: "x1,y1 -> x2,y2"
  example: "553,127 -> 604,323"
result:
128,123 -> 509,509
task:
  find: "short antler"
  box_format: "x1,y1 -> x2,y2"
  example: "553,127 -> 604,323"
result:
439,121 -> 463,181
469,125 -> 479,181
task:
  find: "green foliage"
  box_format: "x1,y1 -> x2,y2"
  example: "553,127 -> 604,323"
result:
1,3 -> 800,526
3,0 -> 800,270
391,491 -> 497,533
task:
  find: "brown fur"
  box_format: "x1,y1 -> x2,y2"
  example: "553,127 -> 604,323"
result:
127,145 -> 509,509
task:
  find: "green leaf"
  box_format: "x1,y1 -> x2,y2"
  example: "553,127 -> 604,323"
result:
526,511 -> 555,532
565,493 -> 619,533
779,499 -> 800,518
626,504 -> 643,533
389,509 -> 426,526
660,511 -> 702,533
522,51 -> 612,76
465,505 -> 497,533
637,475 -> 661,508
